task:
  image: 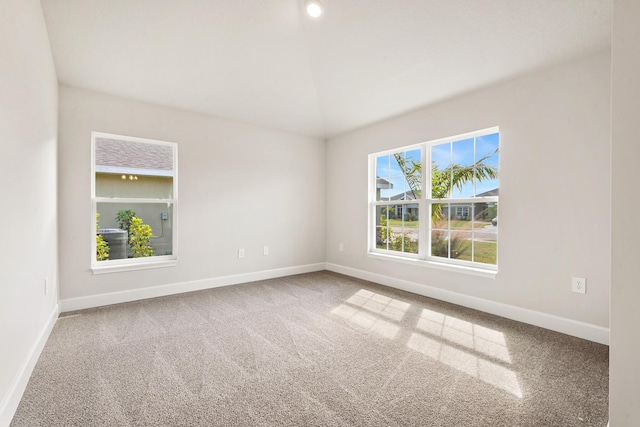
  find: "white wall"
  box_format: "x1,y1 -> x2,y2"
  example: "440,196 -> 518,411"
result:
0,0 -> 59,424
57,86 -> 326,304
610,0 -> 640,423
326,50 -> 611,335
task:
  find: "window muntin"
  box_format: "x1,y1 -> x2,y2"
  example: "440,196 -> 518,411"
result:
370,128 -> 499,270
375,203 -> 420,254
92,132 -> 177,272
430,201 -> 498,266
375,148 -> 422,202
373,147 -> 422,256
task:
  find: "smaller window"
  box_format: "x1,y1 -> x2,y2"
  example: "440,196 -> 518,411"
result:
91,132 -> 178,273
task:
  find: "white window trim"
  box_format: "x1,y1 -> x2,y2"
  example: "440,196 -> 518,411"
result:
367,252 -> 497,279
91,132 -> 178,274
368,127 -> 499,274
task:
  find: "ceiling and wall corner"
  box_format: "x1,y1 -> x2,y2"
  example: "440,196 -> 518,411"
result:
39,0 -> 611,139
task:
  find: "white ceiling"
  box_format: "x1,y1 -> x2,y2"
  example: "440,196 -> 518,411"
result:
40,0 -> 611,139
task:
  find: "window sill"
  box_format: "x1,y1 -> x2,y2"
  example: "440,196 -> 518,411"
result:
367,252 -> 497,279
91,259 -> 177,274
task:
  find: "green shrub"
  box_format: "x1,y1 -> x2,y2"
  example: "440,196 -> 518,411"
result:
431,231 -> 470,259
96,213 -> 109,261
403,213 -> 418,222
129,216 -> 155,258
379,213 -> 418,253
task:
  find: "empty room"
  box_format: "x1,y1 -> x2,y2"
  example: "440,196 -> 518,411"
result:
2,0 -> 638,426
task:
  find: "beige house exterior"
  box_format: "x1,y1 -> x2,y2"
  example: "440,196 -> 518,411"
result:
95,137 -> 174,257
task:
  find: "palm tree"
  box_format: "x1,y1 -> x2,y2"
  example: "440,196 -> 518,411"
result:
393,149 -> 498,223
393,153 -> 422,199
430,150 -> 498,223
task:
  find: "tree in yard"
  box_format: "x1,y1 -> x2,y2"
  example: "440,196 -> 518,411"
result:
394,150 -> 499,224
393,153 -> 422,199
430,150 -> 498,223
116,209 -> 136,244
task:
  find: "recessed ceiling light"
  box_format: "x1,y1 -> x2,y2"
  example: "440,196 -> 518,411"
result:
306,0 -> 323,18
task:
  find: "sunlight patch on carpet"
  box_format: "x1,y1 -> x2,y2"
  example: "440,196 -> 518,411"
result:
416,309 -> 512,363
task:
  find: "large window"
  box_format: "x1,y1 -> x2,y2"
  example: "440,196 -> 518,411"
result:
370,127 -> 499,271
91,132 -> 178,273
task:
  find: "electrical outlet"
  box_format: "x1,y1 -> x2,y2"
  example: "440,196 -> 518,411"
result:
339,243 -> 344,252
161,211 -> 168,220
238,248 -> 245,258
263,246 -> 269,255
571,276 -> 586,294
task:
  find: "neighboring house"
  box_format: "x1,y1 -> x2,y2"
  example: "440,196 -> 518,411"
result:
449,205 -> 471,220
476,188 -> 499,197
390,192 -> 416,201
376,176 -> 393,200
382,187 -> 498,222
95,137 -> 175,256
441,188 -> 498,221
389,191 -> 419,220
377,176 -> 419,220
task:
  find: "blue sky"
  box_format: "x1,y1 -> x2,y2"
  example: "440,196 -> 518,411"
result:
376,148 -> 421,200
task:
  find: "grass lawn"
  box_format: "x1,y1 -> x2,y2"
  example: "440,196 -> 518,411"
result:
452,220 -> 492,230
380,226 -> 496,264
457,240 -> 497,264
390,218 -> 494,230
432,219 -> 493,230
387,219 -> 419,228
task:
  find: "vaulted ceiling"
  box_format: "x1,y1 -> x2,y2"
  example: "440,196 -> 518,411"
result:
40,0 -> 611,138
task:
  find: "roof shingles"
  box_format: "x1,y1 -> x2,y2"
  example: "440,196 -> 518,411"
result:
95,138 -> 173,171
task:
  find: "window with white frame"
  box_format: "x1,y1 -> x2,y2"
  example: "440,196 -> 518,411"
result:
370,127 -> 499,270
92,132 -> 178,273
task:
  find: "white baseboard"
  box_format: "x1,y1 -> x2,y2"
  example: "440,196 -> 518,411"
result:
326,263 -> 609,345
0,304 -> 59,427
58,261 -> 609,345
59,263 -> 326,312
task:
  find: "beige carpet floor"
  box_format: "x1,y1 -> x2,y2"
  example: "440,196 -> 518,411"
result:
11,271 -> 609,426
